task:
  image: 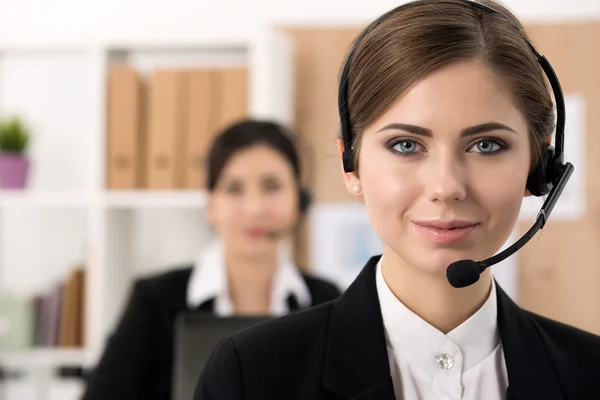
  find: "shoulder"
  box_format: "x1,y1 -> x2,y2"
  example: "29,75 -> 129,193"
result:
300,272 -> 342,304
198,300 -> 335,395
527,311 -> 600,380
130,265 -> 193,307
528,310 -> 600,356
233,299 -> 334,351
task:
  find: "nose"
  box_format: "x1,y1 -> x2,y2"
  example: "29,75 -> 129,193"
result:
423,152 -> 467,203
241,191 -> 269,215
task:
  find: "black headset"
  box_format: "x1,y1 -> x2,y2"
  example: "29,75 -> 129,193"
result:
299,187 -> 312,215
338,0 -> 567,197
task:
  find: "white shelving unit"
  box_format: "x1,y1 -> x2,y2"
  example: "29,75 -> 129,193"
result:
0,22 -> 295,400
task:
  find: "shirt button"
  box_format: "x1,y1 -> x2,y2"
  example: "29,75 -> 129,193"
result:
435,353 -> 454,370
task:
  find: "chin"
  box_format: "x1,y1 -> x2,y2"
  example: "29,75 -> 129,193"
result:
411,257 -> 455,278
395,245 -> 486,279
236,239 -> 277,257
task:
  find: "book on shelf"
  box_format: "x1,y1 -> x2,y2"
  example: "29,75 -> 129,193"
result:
0,266 -> 86,352
105,64 -> 249,191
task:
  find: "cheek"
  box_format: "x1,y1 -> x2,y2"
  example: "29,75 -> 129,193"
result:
358,144 -> 420,232
275,194 -> 298,219
473,160 -> 529,234
210,196 -> 240,227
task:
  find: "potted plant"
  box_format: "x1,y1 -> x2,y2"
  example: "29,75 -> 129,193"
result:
0,116 -> 31,189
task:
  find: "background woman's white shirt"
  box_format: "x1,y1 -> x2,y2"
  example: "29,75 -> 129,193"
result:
186,239 -> 312,315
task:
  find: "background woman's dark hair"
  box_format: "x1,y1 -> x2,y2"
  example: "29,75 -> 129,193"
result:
344,0 -> 555,173
207,119 -> 302,191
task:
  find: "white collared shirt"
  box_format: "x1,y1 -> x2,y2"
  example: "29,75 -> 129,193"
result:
186,239 -> 312,316
375,257 -> 508,400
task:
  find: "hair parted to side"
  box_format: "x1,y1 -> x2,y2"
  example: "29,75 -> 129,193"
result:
344,0 -> 555,173
206,119 -> 303,191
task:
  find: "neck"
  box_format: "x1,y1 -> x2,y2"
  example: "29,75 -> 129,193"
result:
225,248 -> 278,315
381,249 -> 492,334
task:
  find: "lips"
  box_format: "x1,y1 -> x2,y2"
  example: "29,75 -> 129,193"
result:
245,228 -> 269,237
412,220 -> 478,244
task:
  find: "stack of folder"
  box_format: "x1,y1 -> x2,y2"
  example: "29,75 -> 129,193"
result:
105,65 -> 249,190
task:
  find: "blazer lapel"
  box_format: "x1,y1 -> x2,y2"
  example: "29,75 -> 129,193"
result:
322,256 -> 395,400
496,283 -> 566,400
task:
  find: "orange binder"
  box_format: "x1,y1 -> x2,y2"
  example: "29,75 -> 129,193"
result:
183,69 -> 217,189
145,70 -> 188,189
106,65 -> 144,189
213,67 -> 249,134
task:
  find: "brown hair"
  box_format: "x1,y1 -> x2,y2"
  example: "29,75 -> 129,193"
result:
344,0 -> 554,173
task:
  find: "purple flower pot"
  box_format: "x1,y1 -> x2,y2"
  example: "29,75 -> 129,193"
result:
0,152 -> 30,189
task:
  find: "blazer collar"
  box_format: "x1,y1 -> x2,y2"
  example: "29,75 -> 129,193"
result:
322,255 -> 566,400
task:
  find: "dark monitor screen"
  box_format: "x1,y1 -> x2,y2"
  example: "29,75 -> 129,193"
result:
172,311 -> 270,400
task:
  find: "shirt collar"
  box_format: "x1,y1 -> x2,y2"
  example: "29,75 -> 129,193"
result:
186,239 -> 312,316
375,256 -> 500,377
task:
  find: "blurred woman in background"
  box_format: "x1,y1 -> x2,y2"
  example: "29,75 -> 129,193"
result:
81,119 -> 341,400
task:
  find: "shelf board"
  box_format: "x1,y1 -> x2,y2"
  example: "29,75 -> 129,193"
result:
104,190 -> 207,209
0,191 -> 91,208
0,348 -> 86,368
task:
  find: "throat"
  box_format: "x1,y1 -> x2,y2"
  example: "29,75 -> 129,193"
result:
225,250 -> 277,316
381,257 -> 493,333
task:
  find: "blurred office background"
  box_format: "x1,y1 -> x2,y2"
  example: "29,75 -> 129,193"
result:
0,0 -> 598,399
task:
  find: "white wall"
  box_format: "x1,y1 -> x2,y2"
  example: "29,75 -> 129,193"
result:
0,0 -> 599,45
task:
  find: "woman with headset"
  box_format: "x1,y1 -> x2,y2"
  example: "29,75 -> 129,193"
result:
81,120 -> 341,400
194,1 -> 600,399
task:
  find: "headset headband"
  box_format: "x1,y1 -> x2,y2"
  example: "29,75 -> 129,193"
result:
338,0 -> 566,172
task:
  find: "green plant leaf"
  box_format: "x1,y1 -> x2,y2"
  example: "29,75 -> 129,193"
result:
0,116 -> 30,153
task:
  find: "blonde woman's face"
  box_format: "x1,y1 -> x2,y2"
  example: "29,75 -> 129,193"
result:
342,61 -> 531,277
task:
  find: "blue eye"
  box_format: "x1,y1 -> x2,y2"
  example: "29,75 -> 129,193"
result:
469,139 -> 505,154
391,139 -> 422,154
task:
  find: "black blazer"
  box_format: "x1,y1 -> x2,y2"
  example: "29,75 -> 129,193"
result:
194,255 -> 600,400
81,265 -> 341,400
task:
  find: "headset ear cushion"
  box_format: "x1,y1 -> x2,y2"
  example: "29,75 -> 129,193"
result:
298,188 -> 312,215
526,145 -> 555,197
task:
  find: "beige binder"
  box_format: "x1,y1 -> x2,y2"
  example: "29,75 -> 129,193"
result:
183,69 -> 216,189
213,67 -> 249,134
106,65 -> 144,189
145,70 -> 188,189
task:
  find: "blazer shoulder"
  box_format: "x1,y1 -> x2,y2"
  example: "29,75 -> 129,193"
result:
527,311 -> 600,384
233,299 -> 335,358
195,291 -> 336,399
528,311 -> 600,354
132,265 -> 193,307
301,273 -> 342,304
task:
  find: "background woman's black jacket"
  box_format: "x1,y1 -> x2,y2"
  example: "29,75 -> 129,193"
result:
194,256 -> 600,400
81,265 -> 341,400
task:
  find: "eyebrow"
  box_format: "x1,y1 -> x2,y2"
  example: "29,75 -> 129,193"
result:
376,122 -> 517,137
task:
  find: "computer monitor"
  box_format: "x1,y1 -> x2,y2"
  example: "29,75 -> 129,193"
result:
171,311 -> 270,400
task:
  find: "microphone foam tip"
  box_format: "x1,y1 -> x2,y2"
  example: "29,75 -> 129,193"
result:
446,260 -> 481,288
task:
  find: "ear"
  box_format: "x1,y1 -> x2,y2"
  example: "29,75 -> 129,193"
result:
336,138 -> 362,197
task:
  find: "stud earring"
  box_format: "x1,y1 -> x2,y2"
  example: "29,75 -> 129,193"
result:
353,184 -> 362,194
